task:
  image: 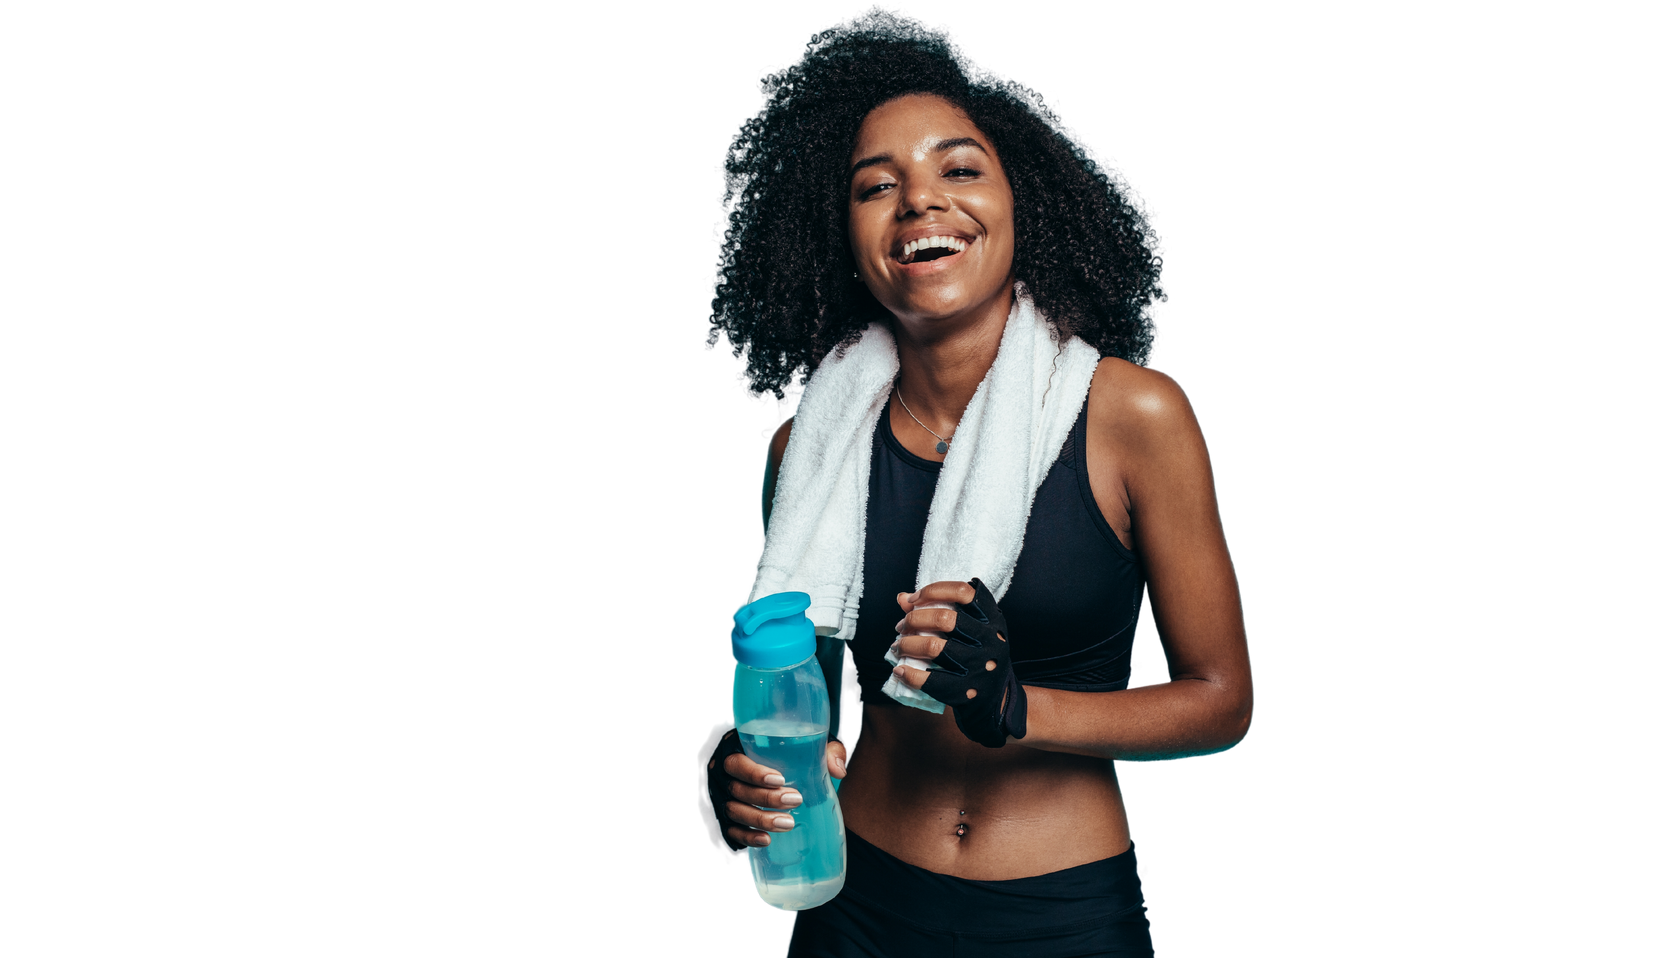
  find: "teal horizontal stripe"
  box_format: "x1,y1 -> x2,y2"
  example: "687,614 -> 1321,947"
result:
3,607 -> 738,637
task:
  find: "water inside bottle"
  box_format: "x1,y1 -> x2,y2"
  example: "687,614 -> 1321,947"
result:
738,719 -> 846,910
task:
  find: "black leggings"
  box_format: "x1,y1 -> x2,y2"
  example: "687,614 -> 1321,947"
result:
787,830 -> 1153,957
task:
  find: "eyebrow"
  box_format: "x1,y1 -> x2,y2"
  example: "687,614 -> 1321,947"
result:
848,137 -> 990,179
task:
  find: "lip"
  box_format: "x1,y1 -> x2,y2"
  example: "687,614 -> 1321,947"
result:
890,225 -> 976,260
895,242 -> 975,275
889,225 -> 977,274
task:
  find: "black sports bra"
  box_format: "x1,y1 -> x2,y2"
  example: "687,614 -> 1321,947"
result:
851,400 -> 1147,703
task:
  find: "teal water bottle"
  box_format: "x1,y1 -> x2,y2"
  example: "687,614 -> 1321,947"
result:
731,592 -> 847,910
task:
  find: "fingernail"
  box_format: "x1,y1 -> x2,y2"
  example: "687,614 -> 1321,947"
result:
763,772 -> 785,786
892,666 -> 905,676
750,834 -> 770,847
835,756 -> 847,771
781,791 -> 803,806
773,816 -> 795,830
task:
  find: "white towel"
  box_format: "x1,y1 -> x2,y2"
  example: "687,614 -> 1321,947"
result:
750,287 -> 1102,712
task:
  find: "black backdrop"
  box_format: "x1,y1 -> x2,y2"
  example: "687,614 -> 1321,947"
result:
3,1 -> 1670,607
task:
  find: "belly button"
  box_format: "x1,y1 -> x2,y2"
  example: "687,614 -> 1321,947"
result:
955,823 -> 968,838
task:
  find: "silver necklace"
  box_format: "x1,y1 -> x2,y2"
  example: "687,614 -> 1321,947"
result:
894,383 -> 953,455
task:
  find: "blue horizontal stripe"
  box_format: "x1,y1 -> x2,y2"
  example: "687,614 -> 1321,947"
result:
4,607 -> 738,637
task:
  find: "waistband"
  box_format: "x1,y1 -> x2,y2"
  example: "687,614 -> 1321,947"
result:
840,828 -> 1146,935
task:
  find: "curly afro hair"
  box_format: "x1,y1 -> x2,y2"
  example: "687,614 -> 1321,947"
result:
710,12 -> 1164,397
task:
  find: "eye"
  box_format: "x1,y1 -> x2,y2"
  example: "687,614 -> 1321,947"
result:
858,181 -> 894,199
946,167 -> 980,179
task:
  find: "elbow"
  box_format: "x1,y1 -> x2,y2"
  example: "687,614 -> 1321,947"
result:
1224,700 -> 1252,750
1167,656 -> 1254,757
1216,686 -> 1253,752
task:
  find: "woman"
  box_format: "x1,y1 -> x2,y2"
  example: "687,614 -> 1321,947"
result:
706,15 -> 1251,956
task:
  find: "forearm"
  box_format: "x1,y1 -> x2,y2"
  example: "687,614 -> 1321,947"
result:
1019,677 -> 1252,760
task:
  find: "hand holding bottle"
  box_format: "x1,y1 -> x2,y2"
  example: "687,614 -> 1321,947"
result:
722,591 -> 849,910
709,733 -> 849,849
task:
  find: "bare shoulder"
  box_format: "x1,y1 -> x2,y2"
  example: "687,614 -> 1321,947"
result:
1086,358 -> 1202,452
762,417 -> 796,530
768,417 -> 794,471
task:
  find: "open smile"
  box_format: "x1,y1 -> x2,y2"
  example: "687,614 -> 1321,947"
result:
892,234 -> 971,266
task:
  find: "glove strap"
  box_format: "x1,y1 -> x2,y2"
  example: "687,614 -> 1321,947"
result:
999,669 -> 1028,741
950,670 -> 1027,747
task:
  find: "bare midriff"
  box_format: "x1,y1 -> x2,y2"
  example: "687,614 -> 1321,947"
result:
835,363 -> 1135,881
838,701 -> 1130,881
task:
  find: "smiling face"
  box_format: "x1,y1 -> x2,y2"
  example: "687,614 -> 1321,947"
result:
848,94 -> 1016,331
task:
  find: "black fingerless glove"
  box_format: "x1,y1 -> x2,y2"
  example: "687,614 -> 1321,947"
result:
706,728 -> 748,851
920,578 -> 1027,748
698,721 -> 841,854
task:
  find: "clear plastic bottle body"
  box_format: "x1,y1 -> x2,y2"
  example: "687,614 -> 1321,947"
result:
733,655 -> 846,910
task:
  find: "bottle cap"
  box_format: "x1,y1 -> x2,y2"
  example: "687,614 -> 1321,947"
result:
731,592 -> 815,669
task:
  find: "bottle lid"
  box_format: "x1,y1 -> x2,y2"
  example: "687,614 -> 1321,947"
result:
731,592 -> 815,669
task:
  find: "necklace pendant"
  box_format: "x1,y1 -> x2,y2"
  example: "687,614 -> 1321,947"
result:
936,440 -> 949,455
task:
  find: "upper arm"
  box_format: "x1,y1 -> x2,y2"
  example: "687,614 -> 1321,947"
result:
760,416 -> 845,734
764,420 -> 855,734
1088,360 -> 1249,695
762,417 -> 794,532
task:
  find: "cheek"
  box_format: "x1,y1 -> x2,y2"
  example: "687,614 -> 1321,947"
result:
977,194 -> 1017,277
989,193 -> 1017,241
973,195 -> 1016,249
853,218 -> 899,274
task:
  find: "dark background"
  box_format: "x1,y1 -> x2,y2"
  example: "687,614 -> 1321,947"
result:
3,1 -> 1670,607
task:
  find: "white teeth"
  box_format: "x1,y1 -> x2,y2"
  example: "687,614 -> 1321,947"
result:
900,236 -> 968,260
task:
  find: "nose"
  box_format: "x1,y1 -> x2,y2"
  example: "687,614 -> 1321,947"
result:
897,175 -> 947,217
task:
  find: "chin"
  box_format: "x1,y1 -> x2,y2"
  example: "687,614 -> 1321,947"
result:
887,284 -> 1006,324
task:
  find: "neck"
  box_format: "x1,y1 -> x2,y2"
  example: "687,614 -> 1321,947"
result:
890,286 -> 1014,431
